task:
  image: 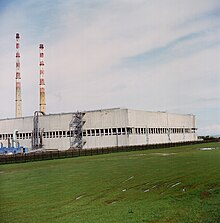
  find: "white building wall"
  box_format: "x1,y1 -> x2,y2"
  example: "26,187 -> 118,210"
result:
0,108 -> 197,150
127,109 -> 196,145
0,116 -> 33,149
84,135 -> 129,149
83,109 -> 129,148
84,108 -> 128,128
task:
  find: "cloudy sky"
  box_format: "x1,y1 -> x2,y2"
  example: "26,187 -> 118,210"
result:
0,0 -> 219,135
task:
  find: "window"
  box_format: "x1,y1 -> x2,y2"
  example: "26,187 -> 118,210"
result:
127,128 -> 132,134
117,128 -> 121,135
83,130 -> 86,136
91,129 -> 95,136
113,128 -> 116,135
101,129 -> 104,135
96,129 -> 99,136
192,128 -> 196,133
122,128 -> 126,135
109,129 -> 112,135
87,130 -> 90,136
105,129 -> 108,135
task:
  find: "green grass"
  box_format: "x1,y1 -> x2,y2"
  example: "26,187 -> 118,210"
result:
0,142 -> 220,223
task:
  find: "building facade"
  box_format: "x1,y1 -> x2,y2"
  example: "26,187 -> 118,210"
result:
0,108 -> 197,150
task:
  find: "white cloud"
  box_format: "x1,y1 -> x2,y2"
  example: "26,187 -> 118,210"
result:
199,124 -> 220,136
0,0 -> 219,134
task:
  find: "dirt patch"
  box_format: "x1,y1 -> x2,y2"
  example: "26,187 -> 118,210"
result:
75,195 -> 84,200
199,148 -> 216,151
105,199 -> 118,205
123,176 -> 134,182
200,191 -> 212,199
130,153 -> 176,157
151,153 -> 176,156
170,182 -> 181,188
129,154 -> 148,157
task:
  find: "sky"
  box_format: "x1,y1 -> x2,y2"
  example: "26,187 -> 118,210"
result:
0,0 -> 219,135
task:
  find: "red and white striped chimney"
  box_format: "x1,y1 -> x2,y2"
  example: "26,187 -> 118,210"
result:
15,33 -> 22,118
39,44 -> 46,113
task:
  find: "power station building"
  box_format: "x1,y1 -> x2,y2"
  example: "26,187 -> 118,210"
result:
0,34 -> 198,151
0,108 -> 197,151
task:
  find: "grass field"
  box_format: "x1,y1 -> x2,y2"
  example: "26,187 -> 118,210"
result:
0,142 -> 220,223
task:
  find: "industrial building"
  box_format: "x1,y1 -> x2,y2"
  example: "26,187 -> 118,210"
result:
0,33 -> 198,151
0,108 -> 197,150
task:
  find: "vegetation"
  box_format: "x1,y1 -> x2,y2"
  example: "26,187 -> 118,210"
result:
0,142 -> 220,223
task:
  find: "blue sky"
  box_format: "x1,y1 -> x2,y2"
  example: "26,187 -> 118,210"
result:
0,0 -> 220,135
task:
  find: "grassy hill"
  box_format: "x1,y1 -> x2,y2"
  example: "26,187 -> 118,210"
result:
0,142 -> 220,223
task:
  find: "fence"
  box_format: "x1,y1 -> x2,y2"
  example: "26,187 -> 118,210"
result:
0,140 -> 215,164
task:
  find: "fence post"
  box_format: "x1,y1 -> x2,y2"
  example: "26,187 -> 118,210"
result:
21,153 -> 23,163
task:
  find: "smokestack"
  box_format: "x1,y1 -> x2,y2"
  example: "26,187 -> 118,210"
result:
39,44 -> 46,113
15,33 -> 22,118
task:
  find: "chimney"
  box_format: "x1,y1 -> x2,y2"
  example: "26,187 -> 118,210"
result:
15,33 -> 22,118
39,44 -> 46,114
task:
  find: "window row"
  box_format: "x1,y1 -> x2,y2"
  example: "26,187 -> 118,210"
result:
0,131 -> 72,140
0,127 -> 196,140
83,127 -> 196,136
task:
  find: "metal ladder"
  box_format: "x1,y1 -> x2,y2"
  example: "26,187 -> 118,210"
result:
69,112 -> 86,149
